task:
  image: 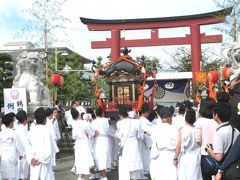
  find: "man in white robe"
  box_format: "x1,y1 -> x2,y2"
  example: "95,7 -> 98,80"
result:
52,108 -> 61,141
0,113 -> 24,180
45,108 -> 59,179
15,110 -> 30,179
138,103 -> 152,179
172,103 -> 186,130
65,101 -> 77,127
26,107 -> 54,180
91,107 -> 110,180
143,107 -> 178,180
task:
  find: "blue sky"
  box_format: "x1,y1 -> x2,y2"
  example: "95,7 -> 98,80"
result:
0,0 -> 228,63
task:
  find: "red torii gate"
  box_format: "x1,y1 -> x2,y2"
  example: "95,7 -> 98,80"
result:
80,8 -> 232,84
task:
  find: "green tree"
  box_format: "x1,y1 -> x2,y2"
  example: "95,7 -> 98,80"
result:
214,0 -> 240,42
47,52 -> 95,104
0,53 -> 14,107
96,56 -> 104,68
165,47 -> 225,72
136,56 -> 162,75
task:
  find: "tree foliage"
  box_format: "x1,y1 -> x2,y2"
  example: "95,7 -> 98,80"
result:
47,52 -> 94,104
136,56 -> 162,72
214,0 -> 240,42
16,0 -> 71,47
0,53 -> 14,107
165,47 -> 225,72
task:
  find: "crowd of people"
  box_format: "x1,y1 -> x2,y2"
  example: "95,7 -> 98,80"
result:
0,91 -> 240,180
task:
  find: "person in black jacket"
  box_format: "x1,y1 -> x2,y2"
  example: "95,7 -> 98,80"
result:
215,134 -> 240,180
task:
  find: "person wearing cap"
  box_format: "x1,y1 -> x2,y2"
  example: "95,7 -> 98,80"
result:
143,106 -> 178,180
15,110 -> 30,179
26,107 -> 54,180
0,112 -> 24,180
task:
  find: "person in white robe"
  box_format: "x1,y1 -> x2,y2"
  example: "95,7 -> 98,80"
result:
71,108 -> 96,180
143,107 -> 178,180
108,116 -> 119,168
26,107 -> 54,180
15,110 -> 30,179
151,105 -> 163,126
0,113 -> 24,180
117,105 -> 143,180
45,108 -> 60,173
174,108 -> 202,180
138,103 -> 152,179
52,108 -> 61,141
76,100 -> 86,115
65,101 -> 77,127
91,107 -> 110,180
172,103 -> 186,130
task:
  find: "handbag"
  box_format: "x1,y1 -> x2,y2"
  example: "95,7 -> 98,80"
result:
222,158 -> 240,180
202,155 -> 219,175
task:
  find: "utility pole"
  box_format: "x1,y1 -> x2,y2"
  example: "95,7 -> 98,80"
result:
53,47 -> 58,102
44,4 -> 48,84
232,8 -> 237,42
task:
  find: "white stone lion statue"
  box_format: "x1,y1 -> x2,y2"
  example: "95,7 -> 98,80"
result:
12,51 -> 51,106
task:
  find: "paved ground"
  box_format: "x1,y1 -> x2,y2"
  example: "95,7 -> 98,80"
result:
54,153 -> 119,180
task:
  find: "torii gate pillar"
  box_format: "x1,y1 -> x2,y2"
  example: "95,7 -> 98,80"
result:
111,30 -> 120,61
191,24 -> 202,74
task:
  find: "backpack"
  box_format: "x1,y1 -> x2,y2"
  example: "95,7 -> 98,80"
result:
222,134 -> 240,180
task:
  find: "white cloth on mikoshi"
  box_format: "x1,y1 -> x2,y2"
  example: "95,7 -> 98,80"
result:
0,128 -> 24,179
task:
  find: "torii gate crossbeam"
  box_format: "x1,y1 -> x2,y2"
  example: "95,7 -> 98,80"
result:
80,7 -> 232,84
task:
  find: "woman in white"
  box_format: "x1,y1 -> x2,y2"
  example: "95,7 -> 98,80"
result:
91,107 -> 110,180
71,108 -> 96,180
174,108 -> 202,180
117,105 -> 143,180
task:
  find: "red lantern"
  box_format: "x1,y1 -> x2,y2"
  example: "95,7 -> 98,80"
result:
222,66 -> 232,81
51,73 -> 64,86
207,70 -> 219,83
